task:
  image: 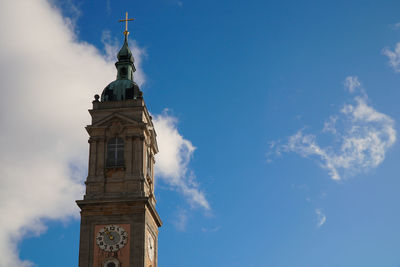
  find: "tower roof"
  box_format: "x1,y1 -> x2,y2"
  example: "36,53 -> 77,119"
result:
117,35 -> 134,63
100,33 -> 142,102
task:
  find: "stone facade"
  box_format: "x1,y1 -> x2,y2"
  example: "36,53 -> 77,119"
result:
77,97 -> 162,267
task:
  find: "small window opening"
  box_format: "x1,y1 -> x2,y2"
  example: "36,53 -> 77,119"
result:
120,67 -> 128,78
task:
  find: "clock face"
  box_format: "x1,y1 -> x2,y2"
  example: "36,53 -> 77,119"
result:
96,225 -> 128,252
147,233 -> 154,261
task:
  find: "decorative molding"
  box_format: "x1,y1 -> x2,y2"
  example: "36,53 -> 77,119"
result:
109,121 -> 123,135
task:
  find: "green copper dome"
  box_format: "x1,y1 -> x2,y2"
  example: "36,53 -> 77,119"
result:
101,34 -> 142,102
101,79 -> 141,101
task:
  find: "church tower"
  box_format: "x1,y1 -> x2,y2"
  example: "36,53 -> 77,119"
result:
77,16 -> 162,267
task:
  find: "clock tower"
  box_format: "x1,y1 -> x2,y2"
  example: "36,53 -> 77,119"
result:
76,18 -> 162,267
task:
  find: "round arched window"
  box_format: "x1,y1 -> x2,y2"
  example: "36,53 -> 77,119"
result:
104,258 -> 119,267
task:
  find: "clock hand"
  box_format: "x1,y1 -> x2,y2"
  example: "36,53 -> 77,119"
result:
104,228 -> 115,240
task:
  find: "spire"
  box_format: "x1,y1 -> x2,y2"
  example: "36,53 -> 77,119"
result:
115,34 -> 136,80
100,13 -> 142,102
117,34 -> 134,64
115,12 -> 136,80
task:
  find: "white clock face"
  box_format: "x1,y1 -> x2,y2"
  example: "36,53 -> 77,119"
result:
96,225 -> 128,252
147,233 -> 154,261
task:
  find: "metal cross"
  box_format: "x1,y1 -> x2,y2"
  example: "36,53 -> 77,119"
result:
119,12 -> 135,36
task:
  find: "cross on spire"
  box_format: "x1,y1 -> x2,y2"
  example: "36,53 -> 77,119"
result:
119,12 -> 135,36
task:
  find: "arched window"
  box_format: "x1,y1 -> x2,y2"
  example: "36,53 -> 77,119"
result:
103,258 -> 119,267
106,137 -> 124,167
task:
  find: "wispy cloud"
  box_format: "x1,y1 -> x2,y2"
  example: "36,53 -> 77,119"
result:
173,208 -> 189,231
201,226 -> 221,233
315,209 -> 327,228
270,77 -> 396,180
56,0 -> 82,32
105,0 -> 111,14
383,42 -> 400,72
153,110 -> 210,210
344,76 -> 362,94
390,22 -> 400,30
130,40 -> 148,87
101,30 -> 119,62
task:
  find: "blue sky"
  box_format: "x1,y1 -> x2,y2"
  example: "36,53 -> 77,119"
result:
2,0 -> 400,266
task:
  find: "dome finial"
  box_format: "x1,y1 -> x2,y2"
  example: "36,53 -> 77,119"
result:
119,12 -> 135,37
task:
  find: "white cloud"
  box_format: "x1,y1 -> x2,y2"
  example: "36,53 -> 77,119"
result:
285,131 -> 341,180
130,40 -> 147,87
315,209 -> 326,228
153,110 -> 210,210
274,77 -> 396,180
55,0 -> 82,32
383,42 -> 400,72
0,1 -> 114,265
101,30 -> 119,62
0,0 -> 205,265
323,115 -> 338,134
344,76 -> 361,93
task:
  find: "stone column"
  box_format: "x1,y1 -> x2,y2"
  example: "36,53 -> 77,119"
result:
125,136 -> 133,175
88,138 -> 97,177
